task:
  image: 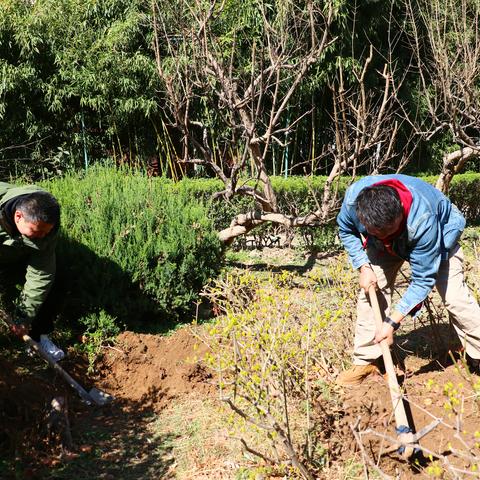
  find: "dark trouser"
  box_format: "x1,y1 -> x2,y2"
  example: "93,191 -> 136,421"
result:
0,263 -> 60,342
28,289 -> 57,341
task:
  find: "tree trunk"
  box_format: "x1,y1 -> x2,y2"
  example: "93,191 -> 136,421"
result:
435,147 -> 478,193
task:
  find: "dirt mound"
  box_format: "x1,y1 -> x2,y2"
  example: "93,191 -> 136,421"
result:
95,328 -> 214,412
0,326 -> 216,478
338,358 -> 480,477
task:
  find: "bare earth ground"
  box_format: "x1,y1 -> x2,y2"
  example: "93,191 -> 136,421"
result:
1,242 -> 480,479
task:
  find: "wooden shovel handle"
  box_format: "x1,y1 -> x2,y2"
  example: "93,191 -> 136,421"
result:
23,334 -> 94,405
368,285 -> 414,455
1,310 -> 94,405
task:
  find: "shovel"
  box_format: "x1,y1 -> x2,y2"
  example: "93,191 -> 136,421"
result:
24,333 -> 113,406
3,313 -> 112,406
368,285 -> 415,458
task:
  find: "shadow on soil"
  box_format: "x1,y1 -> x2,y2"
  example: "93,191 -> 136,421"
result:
394,322 -> 463,372
0,238 -> 213,480
0,345 -> 176,480
0,237 -> 198,479
38,401 -> 176,480
0,311 -> 211,480
228,251 -> 338,274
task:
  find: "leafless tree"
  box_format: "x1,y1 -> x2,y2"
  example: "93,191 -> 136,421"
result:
152,0 -> 406,243
404,0 -> 480,193
318,42 -> 410,224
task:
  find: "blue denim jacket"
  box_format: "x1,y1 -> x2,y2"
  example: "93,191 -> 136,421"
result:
337,174 -> 465,316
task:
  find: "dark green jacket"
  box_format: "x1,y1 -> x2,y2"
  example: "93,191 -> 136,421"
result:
0,182 -> 58,323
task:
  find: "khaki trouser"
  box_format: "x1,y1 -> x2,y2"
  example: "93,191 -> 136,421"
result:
353,244 -> 480,365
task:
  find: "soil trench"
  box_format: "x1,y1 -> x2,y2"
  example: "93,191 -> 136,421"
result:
1,326 -> 480,479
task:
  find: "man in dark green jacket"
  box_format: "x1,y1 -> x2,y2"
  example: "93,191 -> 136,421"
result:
0,182 -> 64,361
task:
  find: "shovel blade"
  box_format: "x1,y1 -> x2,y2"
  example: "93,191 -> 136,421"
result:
88,388 -> 114,406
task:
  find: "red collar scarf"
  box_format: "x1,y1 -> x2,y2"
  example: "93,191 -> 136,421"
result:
370,179 -> 412,255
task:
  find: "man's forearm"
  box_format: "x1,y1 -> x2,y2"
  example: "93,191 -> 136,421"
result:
389,310 -> 405,325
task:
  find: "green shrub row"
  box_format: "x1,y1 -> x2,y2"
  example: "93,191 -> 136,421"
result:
447,173 -> 480,223
172,173 -> 480,251
45,167 -> 222,328
42,170 -> 480,331
175,173 -> 480,229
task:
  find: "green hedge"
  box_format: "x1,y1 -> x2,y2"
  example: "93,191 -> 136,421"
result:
46,167 -> 222,327
42,170 -> 480,327
174,173 -> 480,230
447,173 -> 480,223
174,173 -> 480,251
173,176 -> 351,233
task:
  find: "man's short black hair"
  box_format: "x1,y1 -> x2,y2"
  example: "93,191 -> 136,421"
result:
355,185 -> 403,230
16,191 -> 61,226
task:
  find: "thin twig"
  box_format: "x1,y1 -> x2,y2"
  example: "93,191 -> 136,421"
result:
350,419 -> 394,480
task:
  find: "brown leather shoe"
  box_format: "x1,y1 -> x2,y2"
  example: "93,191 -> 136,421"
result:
467,355 -> 480,375
336,364 -> 381,386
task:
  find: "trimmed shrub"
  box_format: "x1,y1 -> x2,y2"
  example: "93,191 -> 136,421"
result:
172,173 -> 480,251
46,167 -> 222,326
176,173 -> 480,230
449,173 -> 480,224
174,176 -> 349,250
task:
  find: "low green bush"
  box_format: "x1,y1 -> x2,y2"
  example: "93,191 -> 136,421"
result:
174,176 -> 349,231
46,167 -> 222,327
175,173 -> 480,248
176,173 -> 480,221
180,174 -> 480,225
174,176 -> 348,249
449,173 -> 480,224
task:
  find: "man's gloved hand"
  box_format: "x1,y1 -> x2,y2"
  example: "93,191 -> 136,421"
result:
9,312 -> 30,338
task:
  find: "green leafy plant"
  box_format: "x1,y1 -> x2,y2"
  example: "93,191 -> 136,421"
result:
45,165 -> 223,326
78,310 -> 120,372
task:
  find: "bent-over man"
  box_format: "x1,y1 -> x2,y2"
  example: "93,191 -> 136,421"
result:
336,174 -> 480,385
0,182 -> 64,361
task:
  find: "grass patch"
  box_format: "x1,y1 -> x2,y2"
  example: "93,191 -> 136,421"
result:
151,397 -> 242,478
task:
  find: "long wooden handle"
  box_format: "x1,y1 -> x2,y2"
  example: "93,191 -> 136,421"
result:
369,285 -> 414,455
1,311 -> 93,405
22,334 -> 94,405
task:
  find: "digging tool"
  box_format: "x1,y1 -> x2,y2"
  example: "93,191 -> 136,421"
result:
2,312 -> 112,406
368,285 -> 415,458
24,333 -> 112,406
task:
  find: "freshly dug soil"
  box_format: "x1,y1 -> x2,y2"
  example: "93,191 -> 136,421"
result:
337,355 -> 480,477
0,327 -> 213,478
95,329 -> 214,412
1,326 -> 479,479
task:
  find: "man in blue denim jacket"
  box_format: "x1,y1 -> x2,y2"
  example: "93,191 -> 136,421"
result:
336,174 -> 480,385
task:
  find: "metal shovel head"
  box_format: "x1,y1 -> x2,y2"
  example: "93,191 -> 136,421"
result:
88,388 -> 114,406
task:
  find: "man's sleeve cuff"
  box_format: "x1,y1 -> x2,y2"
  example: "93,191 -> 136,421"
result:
352,255 -> 370,270
394,301 -> 418,317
